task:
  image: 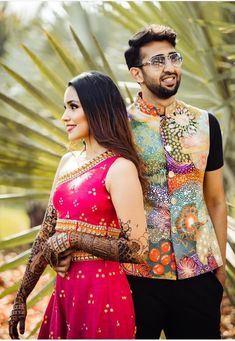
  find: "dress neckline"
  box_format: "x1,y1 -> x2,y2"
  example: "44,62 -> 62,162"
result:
57,150 -> 117,186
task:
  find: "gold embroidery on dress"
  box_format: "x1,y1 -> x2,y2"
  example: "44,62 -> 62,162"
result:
55,219 -> 120,238
57,150 -> 117,186
71,251 -> 100,262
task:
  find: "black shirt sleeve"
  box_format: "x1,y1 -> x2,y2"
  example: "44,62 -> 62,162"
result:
206,113 -> 224,171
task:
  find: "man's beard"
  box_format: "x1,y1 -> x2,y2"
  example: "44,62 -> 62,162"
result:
144,75 -> 181,99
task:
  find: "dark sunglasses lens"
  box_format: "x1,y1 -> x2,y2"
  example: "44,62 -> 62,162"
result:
170,53 -> 182,65
151,56 -> 165,66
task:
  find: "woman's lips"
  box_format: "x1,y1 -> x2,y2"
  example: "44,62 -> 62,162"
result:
66,125 -> 77,133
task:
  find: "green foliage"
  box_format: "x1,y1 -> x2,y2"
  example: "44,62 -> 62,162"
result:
0,227 -> 38,250
0,2 -> 235,337
0,205 -> 30,238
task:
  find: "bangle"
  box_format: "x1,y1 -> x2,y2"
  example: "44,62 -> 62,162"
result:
68,231 -> 72,247
76,221 -> 79,231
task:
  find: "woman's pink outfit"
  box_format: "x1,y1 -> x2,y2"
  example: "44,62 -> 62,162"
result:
38,153 -> 135,339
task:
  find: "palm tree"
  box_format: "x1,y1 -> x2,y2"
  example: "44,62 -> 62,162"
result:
0,1 -> 235,337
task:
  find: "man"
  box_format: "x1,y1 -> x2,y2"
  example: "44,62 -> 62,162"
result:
122,24 -> 227,339
53,24 -> 227,339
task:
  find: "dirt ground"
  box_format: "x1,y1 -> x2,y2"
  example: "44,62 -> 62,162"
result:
0,257 -> 235,339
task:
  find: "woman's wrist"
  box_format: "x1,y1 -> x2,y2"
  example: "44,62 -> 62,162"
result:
69,231 -> 81,248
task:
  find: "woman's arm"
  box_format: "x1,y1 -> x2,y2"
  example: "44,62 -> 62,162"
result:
43,158 -> 148,264
9,204 -> 57,339
9,154 -> 67,339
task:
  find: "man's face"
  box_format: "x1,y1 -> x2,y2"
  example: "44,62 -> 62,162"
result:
138,40 -> 182,99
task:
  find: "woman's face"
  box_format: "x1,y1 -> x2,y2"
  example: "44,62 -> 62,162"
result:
62,86 -> 89,141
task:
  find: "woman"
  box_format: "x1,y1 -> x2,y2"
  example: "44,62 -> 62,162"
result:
9,71 -> 148,339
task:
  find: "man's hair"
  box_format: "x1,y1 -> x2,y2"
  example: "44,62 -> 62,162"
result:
124,24 -> 177,69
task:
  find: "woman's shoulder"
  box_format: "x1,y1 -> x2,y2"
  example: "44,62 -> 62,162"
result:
60,150 -> 78,161
57,151 -> 72,168
105,156 -> 141,193
60,150 -> 84,164
57,150 -> 83,177
108,157 -> 138,178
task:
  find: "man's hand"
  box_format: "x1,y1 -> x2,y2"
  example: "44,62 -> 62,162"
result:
9,295 -> 27,339
53,249 -> 73,277
215,266 -> 226,289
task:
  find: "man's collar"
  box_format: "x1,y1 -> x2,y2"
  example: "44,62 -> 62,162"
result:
136,92 -> 177,117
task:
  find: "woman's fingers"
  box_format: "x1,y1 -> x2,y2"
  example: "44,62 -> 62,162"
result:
58,271 -> 66,278
19,318 -> 25,335
53,255 -> 71,274
57,258 -> 71,266
54,265 -> 67,272
59,249 -> 75,258
9,323 -> 19,339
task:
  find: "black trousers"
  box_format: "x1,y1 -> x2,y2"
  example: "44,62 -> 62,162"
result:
127,272 -> 223,339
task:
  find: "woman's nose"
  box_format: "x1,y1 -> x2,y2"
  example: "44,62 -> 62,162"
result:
61,110 -> 70,122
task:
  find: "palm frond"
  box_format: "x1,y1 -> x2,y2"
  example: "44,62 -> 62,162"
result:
43,29 -> 80,76
0,92 -> 66,141
21,44 -> 65,97
0,226 -> 39,250
0,63 -> 61,119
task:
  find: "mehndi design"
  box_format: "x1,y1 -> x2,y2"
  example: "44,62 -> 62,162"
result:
9,204 -> 57,339
43,219 -> 148,264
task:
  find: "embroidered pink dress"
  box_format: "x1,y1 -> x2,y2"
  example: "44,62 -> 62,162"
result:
38,153 -> 135,339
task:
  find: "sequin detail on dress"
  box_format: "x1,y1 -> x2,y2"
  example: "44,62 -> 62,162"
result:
122,93 -> 223,280
38,154 -> 136,339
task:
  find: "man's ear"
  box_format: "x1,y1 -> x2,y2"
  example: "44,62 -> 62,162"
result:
130,67 -> 144,84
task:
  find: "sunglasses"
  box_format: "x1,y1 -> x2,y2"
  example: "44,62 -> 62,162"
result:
136,52 -> 183,68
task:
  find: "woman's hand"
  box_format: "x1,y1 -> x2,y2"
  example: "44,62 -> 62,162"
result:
53,249 -> 73,277
42,233 -> 71,267
9,294 -> 27,339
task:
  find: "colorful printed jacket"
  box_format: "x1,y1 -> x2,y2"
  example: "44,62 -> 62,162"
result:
123,94 -> 223,280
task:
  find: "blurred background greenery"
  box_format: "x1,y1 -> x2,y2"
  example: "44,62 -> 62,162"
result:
0,0 -> 235,337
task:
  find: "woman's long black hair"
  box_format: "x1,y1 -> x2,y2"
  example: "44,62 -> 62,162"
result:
68,71 -> 147,193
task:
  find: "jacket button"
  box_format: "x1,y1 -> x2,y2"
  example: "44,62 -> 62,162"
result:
171,197 -> 177,205
168,171 -> 175,178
